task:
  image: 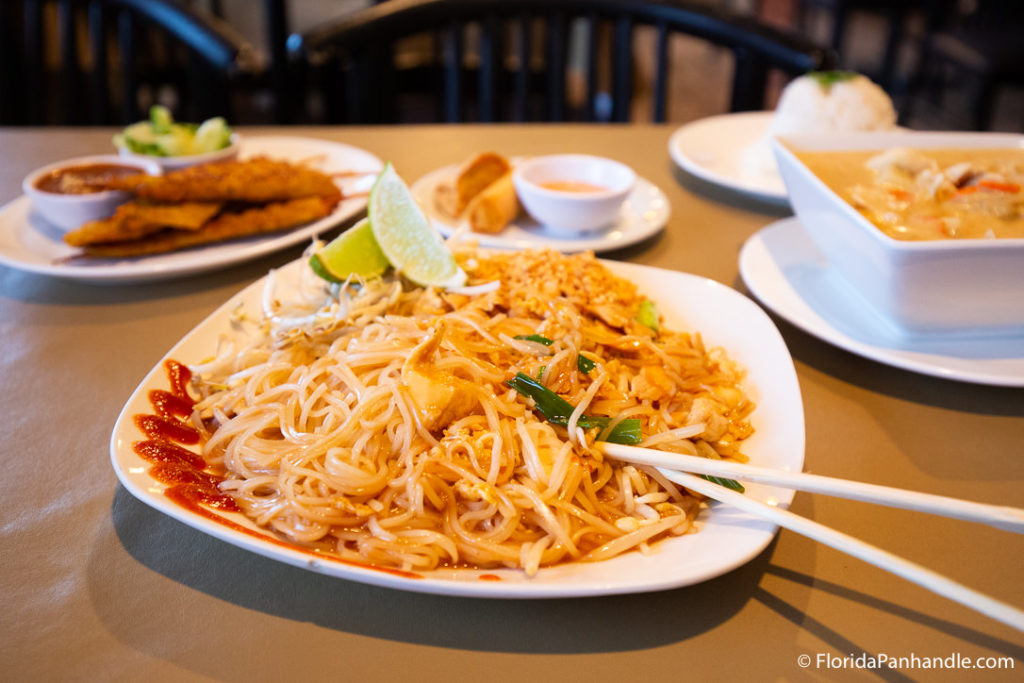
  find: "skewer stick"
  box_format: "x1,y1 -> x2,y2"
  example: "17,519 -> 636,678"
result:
600,443 -> 1024,533
658,468 -> 1024,633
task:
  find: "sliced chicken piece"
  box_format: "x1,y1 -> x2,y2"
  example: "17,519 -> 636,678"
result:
944,162 -> 981,188
631,366 -> 675,402
685,396 -> 728,442
867,147 -> 936,177
401,325 -> 476,432
915,168 -> 955,201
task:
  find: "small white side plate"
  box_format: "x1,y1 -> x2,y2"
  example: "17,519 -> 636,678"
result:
740,217 -> 1024,386
668,111 -> 787,204
112,258 -> 804,598
0,136 -> 382,283
410,164 -> 670,252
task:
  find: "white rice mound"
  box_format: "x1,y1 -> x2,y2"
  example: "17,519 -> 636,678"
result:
769,73 -> 897,136
744,73 -> 896,177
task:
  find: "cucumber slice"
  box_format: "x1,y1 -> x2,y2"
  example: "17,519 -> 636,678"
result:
116,122 -> 166,156
155,128 -> 192,157
121,121 -> 158,143
149,105 -> 174,134
193,117 -> 232,153
115,109 -> 232,157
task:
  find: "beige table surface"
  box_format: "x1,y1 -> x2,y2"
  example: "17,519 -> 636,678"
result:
1,126 -> 1021,681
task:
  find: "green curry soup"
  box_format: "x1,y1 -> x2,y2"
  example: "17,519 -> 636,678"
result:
798,148 -> 1024,240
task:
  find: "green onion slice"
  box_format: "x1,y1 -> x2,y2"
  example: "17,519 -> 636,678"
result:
506,372 -> 641,445
636,299 -> 659,333
513,334 -> 554,346
576,354 -> 597,374
699,474 -> 746,493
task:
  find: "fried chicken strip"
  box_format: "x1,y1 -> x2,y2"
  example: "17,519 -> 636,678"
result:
102,157 -> 341,203
64,200 -> 223,247
79,195 -> 339,258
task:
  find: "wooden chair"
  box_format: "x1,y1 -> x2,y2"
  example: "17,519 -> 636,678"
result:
289,0 -> 837,124
0,0 -> 256,125
901,0 -> 1024,130
793,0 -> 926,91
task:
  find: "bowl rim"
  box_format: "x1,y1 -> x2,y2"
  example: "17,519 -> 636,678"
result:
513,153 -> 636,199
773,131 -> 1024,252
22,153 -> 162,202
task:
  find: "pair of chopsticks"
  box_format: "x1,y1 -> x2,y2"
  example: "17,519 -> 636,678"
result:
599,442 -> 1024,632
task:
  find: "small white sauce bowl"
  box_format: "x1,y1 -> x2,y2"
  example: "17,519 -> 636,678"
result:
22,154 -> 162,232
116,132 -> 241,171
513,154 -> 636,233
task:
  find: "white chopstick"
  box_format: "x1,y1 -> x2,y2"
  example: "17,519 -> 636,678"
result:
600,443 -> 1024,533
654,468 -> 1024,633
598,442 -> 1024,631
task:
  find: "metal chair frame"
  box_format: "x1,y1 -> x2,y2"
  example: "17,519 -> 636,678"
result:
0,0 -> 254,125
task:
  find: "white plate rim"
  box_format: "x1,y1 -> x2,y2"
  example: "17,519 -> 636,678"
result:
0,136 -> 383,283
110,257 -> 805,598
410,164 -> 670,252
740,217 -> 1024,387
668,111 -> 788,204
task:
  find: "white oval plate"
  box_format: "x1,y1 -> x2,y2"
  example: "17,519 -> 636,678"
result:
0,136 -> 382,283
111,257 -> 804,598
410,163 -> 670,252
740,217 -> 1024,386
668,111 -> 787,204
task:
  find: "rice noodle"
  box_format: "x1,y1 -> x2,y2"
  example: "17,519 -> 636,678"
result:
187,248 -> 754,574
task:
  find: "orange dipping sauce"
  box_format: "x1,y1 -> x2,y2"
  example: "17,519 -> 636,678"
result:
539,180 -> 609,193
34,163 -> 143,195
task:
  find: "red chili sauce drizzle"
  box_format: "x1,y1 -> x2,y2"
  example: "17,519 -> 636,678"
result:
133,359 -> 419,579
132,360 -> 237,512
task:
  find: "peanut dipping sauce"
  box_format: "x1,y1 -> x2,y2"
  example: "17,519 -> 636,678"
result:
34,163 -> 143,194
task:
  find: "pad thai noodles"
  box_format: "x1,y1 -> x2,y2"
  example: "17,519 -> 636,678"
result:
183,247 -> 755,574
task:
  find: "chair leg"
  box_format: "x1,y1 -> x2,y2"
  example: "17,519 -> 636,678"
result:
972,76 -> 996,131
898,42 -> 930,126
879,6 -> 907,92
829,5 -> 848,58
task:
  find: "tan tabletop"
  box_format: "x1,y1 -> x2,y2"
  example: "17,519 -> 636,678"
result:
1,126 -> 1021,681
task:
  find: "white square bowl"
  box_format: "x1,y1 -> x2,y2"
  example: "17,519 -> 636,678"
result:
773,131 -> 1024,338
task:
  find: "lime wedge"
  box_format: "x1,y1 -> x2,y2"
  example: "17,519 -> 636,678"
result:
310,218 -> 390,283
368,162 -> 466,288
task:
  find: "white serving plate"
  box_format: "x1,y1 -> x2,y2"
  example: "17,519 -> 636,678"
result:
668,111 -> 788,204
111,257 -> 805,598
411,163 -> 669,252
740,217 -> 1024,386
0,136 -> 382,283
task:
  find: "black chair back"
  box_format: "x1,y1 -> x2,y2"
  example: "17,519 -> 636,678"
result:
291,0 -> 836,123
189,0 -> 293,123
0,0 -> 255,125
